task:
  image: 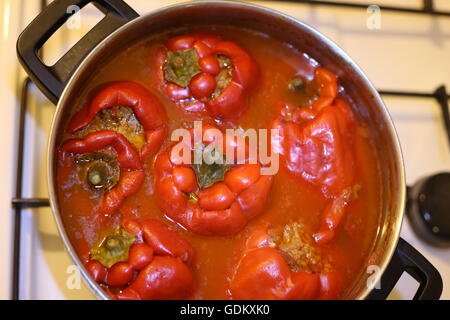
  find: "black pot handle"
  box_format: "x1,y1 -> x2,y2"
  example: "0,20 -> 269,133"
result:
367,237 -> 443,300
17,0 -> 139,105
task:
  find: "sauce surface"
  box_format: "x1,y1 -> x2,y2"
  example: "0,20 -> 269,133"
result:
56,25 -> 382,299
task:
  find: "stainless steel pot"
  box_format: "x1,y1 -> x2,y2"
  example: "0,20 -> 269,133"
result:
17,0 -> 442,300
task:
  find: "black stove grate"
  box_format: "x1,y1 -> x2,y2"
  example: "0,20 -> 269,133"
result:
260,0 -> 450,16
11,0 -> 450,300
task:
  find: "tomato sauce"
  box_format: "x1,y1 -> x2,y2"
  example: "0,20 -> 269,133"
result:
56,25 -> 382,299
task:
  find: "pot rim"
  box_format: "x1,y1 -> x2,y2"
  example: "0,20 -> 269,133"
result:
47,0 -> 406,300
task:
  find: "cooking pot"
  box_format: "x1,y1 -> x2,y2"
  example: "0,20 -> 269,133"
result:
17,0 -> 443,300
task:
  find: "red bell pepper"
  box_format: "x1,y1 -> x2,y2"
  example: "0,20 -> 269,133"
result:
59,130 -> 144,216
229,226 -> 342,300
271,67 -> 357,244
85,218 -> 195,300
154,34 -> 257,119
231,247 -> 321,300
272,98 -> 356,197
66,81 -> 167,157
154,125 -> 272,236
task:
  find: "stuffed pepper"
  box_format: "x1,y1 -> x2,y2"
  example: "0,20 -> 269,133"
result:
271,67 -> 359,244
59,130 -> 144,217
85,218 -> 195,300
154,34 -> 257,119
154,124 -> 272,236
67,81 -> 167,158
230,222 -> 342,300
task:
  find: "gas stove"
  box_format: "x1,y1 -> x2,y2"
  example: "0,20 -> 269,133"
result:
2,0 -> 450,300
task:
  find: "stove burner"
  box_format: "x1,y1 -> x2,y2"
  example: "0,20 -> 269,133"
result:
407,173 -> 450,248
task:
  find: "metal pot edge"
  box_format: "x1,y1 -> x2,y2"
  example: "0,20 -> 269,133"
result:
46,0 -> 406,300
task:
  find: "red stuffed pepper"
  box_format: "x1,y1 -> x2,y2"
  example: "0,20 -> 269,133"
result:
154,34 -> 257,119
67,81 -> 167,158
229,223 -> 342,300
272,97 -> 356,196
154,125 -> 272,236
59,130 -> 144,216
271,67 -> 358,244
85,218 -> 194,300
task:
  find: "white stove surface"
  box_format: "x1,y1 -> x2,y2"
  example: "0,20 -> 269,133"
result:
1,0 -> 449,300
